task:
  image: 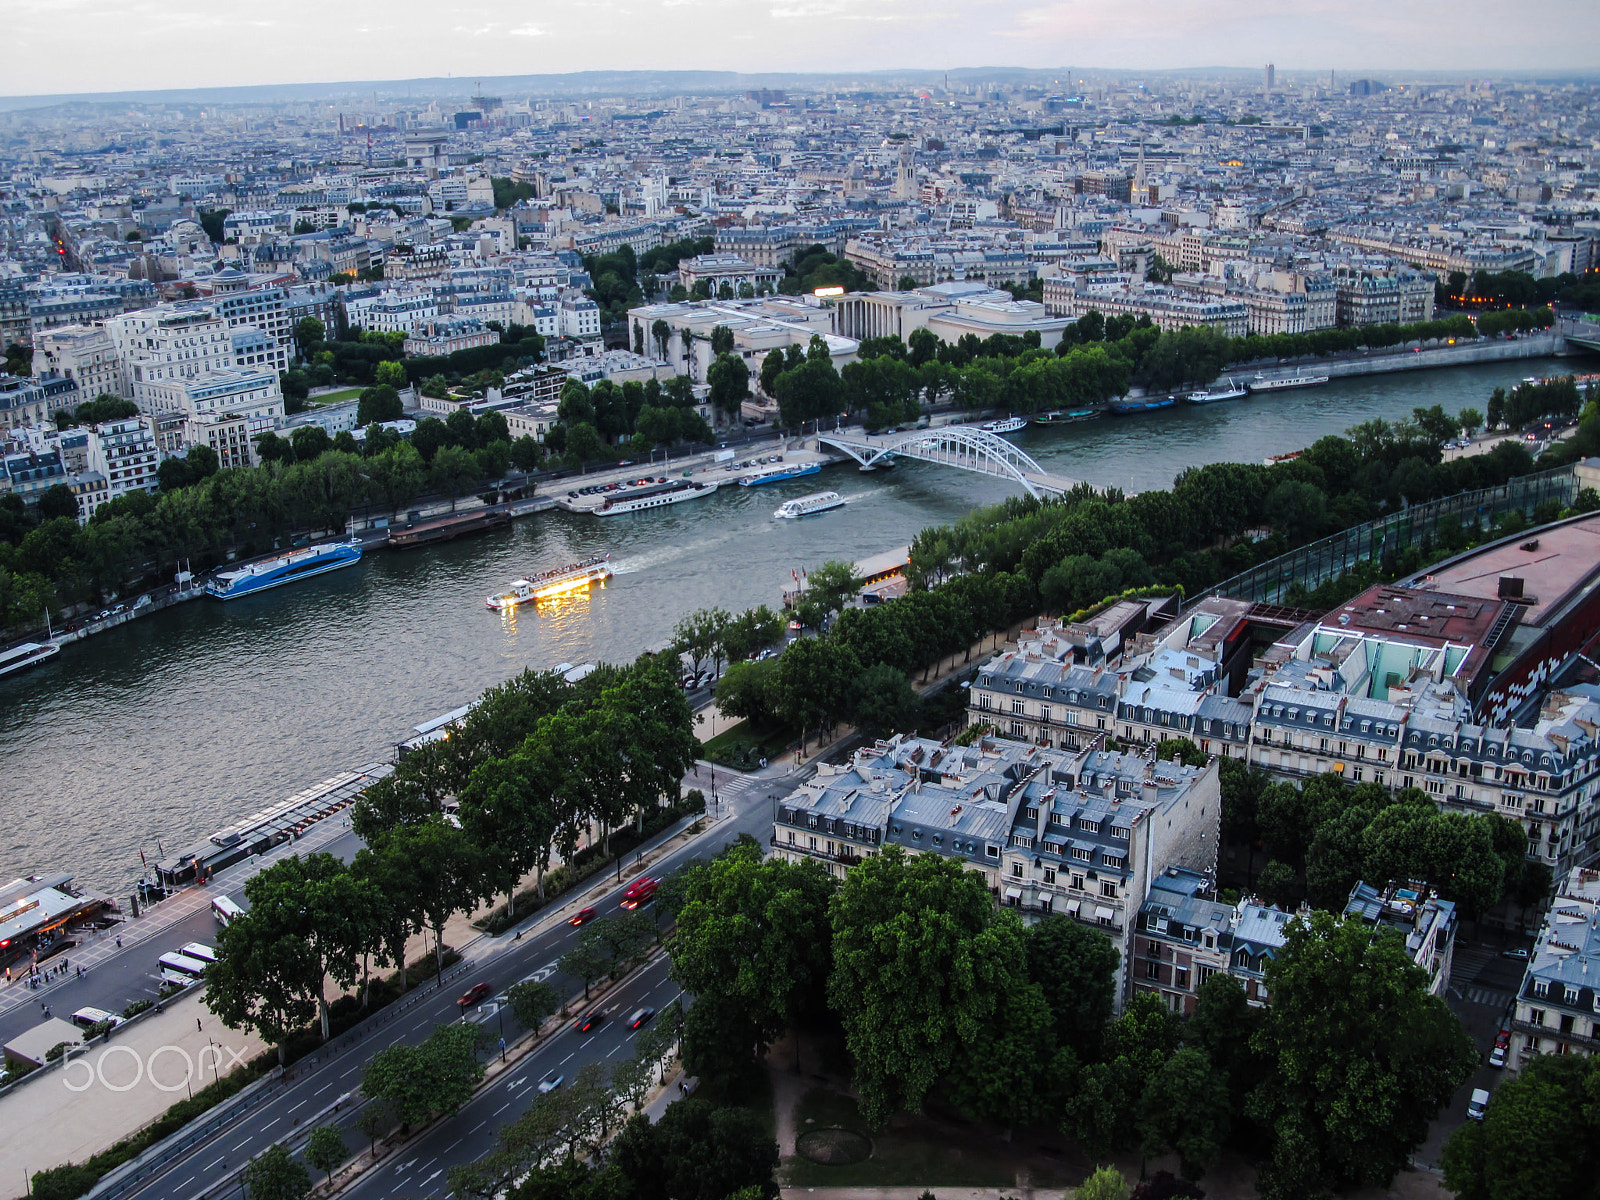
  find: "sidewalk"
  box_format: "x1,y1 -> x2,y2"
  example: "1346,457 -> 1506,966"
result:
0,987 -> 266,1183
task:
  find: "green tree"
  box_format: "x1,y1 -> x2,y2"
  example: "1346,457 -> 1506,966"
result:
506,980 -> 559,1032
430,443 -> 480,509
707,352 -> 750,422
672,606 -> 729,684
381,818 -> 489,974
361,1021 -> 486,1128
374,360 -> 408,389
1025,915 -> 1121,1059
800,559 -> 862,618
828,845 -> 1029,1125
36,484 -> 79,522
611,1100 -> 779,1200
1440,1053 -> 1599,1200
849,662 -> 921,739
560,929 -> 612,1001
669,838 -> 837,1047
1075,1165 -> 1130,1200
304,1125 -> 347,1185
1248,911 -> 1476,1199
1061,992 -> 1181,1156
771,636 -> 861,745
243,1144 -> 310,1200
1138,1047 -> 1231,1178
1458,407 -> 1483,437
356,384 -> 403,426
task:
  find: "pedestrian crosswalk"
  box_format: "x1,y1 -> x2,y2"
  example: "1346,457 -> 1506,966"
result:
1463,985 -> 1512,1010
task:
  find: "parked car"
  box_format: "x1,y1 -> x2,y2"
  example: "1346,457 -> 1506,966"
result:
1503,948 -> 1531,960
1466,1088 -> 1490,1120
458,982 -> 493,1008
537,1070 -> 564,1093
1489,1044 -> 1507,1068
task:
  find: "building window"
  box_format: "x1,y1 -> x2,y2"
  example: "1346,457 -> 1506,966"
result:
1043,868 -> 1056,884
1174,968 -> 1189,990
1101,881 -> 1118,898
1011,862 -> 1023,878
1145,960 -> 1162,979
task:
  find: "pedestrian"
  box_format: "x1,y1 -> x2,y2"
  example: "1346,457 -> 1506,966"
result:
197,1018 -> 203,1032
115,936 -> 122,949
43,1005 -> 50,1018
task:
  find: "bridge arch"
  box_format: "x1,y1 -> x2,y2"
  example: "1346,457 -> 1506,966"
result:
817,426 -> 1070,498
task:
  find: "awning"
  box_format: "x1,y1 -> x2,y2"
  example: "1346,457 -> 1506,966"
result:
1094,905 -> 1115,921
1004,887 -> 1023,900
1063,899 -> 1082,916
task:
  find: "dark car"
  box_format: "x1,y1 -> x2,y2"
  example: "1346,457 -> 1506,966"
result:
569,906 -> 598,926
627,1007 -> 655,1030
458,982 -> 493,1008
573,1009 -> 605,1034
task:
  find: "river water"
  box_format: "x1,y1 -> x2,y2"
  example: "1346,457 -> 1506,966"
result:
0,355 -> 1574,891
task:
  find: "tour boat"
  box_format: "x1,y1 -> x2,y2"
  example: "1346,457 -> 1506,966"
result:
206,542 -> 362,600
596,478 -> 719,514
0,640 -> 60,680
773,492 -> 845,520
487,556 -> 612,609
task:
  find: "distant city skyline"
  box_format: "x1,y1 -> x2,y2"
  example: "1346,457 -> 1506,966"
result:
7,0 -> 1598,99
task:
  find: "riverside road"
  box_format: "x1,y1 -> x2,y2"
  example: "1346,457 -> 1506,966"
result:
86,759 -> 781,1200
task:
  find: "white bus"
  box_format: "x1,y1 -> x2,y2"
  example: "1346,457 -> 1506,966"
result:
211,896 -> 246,926
180,942 -> 219,966
158,951 -> 209,985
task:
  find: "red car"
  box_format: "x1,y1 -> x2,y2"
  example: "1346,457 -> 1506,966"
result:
569,907 -> 598,926
620,877 -> 658,910
573,1009 -> 606,1034
458,982 -> 492,1008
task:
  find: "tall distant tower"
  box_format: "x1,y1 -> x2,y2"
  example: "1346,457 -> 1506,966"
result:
1264,63 -> 1275,94
893,144 -> 916,201
1133,139 -> 1147,205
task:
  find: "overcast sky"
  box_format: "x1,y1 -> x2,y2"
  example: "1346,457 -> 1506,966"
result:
7,0 -> 1597,98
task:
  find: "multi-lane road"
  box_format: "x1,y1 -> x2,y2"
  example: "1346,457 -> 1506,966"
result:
109,762 -> 783,1200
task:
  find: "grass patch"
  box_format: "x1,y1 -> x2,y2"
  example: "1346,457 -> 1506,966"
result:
702,718 -> 794,770
306,387 -> 364,406
782,1085 -> 1080,1189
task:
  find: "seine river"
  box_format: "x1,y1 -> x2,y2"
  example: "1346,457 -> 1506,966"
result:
0,356 -> 1574,891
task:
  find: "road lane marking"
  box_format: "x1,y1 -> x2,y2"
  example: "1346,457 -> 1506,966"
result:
495,1103 -> 509,1114
561,1052 -> 574,1063
287,1099 -> 307,1113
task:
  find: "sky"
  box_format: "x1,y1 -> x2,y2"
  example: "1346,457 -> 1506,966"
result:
6,0 -> 1598,98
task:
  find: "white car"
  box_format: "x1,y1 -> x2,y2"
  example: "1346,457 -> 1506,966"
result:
537,1071 -> 563,1094
1489,1044 -> 1507,1068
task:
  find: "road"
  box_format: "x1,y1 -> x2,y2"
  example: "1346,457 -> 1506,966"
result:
1413,924 -> 1534,1171
115,762 -> 786,1200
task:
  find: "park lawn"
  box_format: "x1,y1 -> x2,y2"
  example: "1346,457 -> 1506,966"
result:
783,1085 -> 1082,1190
306,387 -> 364,406
701,718 -> 794,770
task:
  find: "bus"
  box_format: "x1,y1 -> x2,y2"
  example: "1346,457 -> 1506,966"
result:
211,896 -> 246,926
180,942 -> 219,966
158,951 -> 210,985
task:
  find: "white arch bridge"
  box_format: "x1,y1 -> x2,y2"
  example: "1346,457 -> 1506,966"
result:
815,425 -> 1086,499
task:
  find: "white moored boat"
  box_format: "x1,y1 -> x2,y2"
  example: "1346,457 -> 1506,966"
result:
487,555 -> 612,610
595,478 -> 718,515
979,416 -> 1027,433
1248,372 -> 1330,393
773,491 -> 845,520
